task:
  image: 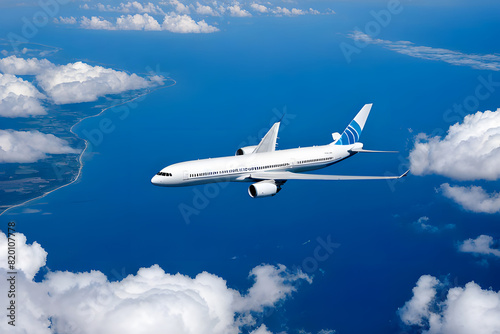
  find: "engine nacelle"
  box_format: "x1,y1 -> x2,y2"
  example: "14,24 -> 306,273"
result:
236,145 -> 258,156
248,181 -> 280,198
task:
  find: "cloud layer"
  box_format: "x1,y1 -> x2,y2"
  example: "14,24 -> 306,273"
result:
409,109 -> 500,181
399,275 -> 500,334
95,1 -> 165,15
0,232 -> 310,334
0,130 -> 80,163
65,0 -> 332,33
80,13 -> 219,33
0,55 -> 163,105
349,31 -> 500,71
37,61 -> 158,104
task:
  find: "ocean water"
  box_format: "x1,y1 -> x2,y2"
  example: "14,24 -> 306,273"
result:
2,5 -> 500,333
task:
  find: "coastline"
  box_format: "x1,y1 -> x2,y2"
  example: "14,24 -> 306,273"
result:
0,78 -> 177,218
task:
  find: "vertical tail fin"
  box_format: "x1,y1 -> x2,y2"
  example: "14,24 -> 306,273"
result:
333,104 -> 372,145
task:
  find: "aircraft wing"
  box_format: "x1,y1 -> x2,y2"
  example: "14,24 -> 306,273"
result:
254,122 -> 280,153
250,170 -> 409,181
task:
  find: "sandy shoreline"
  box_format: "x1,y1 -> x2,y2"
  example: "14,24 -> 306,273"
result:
0,78 -> 176,218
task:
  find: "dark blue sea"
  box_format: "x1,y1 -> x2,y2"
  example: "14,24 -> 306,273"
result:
2,3 -> 500,333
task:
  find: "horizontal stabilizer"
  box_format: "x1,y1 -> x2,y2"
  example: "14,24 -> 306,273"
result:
251,170 -> 409,181
349,148 -> 399,153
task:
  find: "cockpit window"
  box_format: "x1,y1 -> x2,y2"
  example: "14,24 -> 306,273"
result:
156,172 -> 173,177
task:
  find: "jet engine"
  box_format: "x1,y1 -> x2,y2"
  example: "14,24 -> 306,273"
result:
235,145 -> 258,156
248,181 -> 281,198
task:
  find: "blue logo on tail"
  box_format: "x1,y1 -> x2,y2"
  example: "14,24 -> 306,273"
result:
335,120 -> 362,145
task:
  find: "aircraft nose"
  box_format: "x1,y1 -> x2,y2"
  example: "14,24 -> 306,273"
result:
151,175 -> 161,186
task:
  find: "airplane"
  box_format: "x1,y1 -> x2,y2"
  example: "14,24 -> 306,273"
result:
151,104 -> 409,197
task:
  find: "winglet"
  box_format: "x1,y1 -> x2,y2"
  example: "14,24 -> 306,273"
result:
279,113 -> 285,123
400,169 -> 410,178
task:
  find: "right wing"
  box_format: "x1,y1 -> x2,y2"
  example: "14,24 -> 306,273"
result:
250,170 -> 409,181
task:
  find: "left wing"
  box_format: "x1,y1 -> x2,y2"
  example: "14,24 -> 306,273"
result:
254,122 -> 280,153
250,170 -> 409,181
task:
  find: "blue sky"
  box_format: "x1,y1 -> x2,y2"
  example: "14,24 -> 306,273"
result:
1,1 -> 500,334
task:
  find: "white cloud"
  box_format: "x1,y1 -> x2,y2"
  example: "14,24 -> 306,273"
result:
96,3 -> 109,11
170,0 -> 191,14
116,13 -> 162,30
95,1 -> 164,14
0,56 -> 163,105
0,231 -> 310,334
251,4 -> 324,16
0,55 -> 54,75
162,13 -> 219,33
410,109 -> 500,214
411,216 -> 455,233
291,8 -> 305,15
412,216 -> 438,233
399,275 -> 500,334
134,1 -> 164,14
62,2 -> 324,32
239,263 -> 311,312
0,73 -> 46,118
0,232 -> 47,280
273,6 -> 306,16
409,109 -> 500,181
441,184 -> 500,214
250,324 -> 273,334
250,3 -> 268,13
273,7 -> 291,16
0,130 -> 79,163
348,31 -> 500,71
37,61 -> 159,104
459,235 -> 500,257
195,2 -> 220,16
54,16 -> 77,24
227,3 -> 252,17
398,275 -> 439,326
79,13 -> 219,33
81,16 -> 115,30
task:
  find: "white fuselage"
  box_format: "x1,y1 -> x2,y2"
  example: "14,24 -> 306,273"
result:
151,144 -> 356,187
